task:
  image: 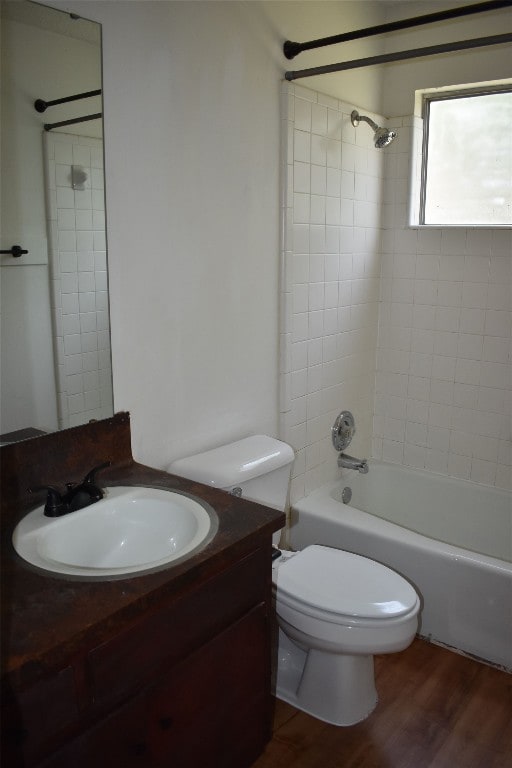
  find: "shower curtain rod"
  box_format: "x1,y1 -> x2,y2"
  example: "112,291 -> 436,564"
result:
283,0 -> 512,59
35,89 -> 101,114
44,113 -> 102,132
285,33 -> 512,81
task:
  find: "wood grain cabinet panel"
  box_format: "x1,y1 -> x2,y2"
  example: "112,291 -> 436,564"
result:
38,694 -> 151,768
147,603 -> 269,768
1,666 -> 78,766
88,549 -> 268,707
5,545 -> 275,768
40,605 -> 269,768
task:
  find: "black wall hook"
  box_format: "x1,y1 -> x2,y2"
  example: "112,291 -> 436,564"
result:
0,245 -> 28,258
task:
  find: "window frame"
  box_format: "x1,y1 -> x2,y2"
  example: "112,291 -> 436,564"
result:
419,84 -> 512,227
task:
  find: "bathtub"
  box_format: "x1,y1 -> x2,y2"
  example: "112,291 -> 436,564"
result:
288,462 -> 512,670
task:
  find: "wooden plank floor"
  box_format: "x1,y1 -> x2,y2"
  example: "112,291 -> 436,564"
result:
253,639 -> 512,768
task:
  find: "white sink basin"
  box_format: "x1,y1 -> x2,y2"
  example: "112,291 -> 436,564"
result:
13,486 -> 217,578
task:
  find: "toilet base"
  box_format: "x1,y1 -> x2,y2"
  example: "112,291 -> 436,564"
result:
275,629 -> 378,726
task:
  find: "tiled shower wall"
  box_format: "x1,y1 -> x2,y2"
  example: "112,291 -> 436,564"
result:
279,83 -> 385,503
44,132 -> 113,429
280,84 -> 511,502
375,116 -> 512,490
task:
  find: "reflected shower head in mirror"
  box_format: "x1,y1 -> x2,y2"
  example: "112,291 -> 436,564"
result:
351,110 -> 397,148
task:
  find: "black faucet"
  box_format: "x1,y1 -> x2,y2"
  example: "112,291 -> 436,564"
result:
30,462 -> 111,517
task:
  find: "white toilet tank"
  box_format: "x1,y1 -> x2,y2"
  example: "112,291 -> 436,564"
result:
169,435 -> 295,512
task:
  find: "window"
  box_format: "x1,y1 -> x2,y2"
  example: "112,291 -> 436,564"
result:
419,87 -> 512,226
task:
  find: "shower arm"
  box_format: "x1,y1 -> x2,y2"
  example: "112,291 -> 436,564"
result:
355,114 -> 379,132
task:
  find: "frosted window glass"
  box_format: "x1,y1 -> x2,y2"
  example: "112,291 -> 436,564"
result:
423,92 -> 512,226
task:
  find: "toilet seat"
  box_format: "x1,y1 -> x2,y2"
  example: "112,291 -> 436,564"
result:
273,545 -> 419,625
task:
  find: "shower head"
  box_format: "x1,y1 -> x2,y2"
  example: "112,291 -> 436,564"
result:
351,110 -> 397,149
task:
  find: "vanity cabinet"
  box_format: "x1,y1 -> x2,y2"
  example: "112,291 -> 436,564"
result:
1,415 -> 284,768
4,547 -> 274,768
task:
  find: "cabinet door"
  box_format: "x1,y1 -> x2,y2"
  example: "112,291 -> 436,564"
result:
39,604 -> 270,768
38,693 -> 151,768
1,666 -> 78,768
147,602 -> 270,768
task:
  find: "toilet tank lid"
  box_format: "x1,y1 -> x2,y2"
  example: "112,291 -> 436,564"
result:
169,435 -> 295,488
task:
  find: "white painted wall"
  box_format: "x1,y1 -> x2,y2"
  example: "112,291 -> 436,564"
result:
44,0 -> 280,467
382,0 -> 512,116
261,1 -> 387,112
45,0 -> 386,469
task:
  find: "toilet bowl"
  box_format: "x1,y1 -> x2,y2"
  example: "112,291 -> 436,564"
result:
169,435 -> 421,727
272,545 -> 420,725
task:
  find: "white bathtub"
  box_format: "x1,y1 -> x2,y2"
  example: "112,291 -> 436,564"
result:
289,462 -> 512,670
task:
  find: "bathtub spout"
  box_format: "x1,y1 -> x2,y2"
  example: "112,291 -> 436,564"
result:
337,453 -> 369,474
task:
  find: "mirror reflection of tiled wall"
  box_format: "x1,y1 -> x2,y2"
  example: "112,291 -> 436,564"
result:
44,132 -> 113,429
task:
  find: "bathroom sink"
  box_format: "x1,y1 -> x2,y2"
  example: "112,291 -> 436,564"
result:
12,486 -> 217,578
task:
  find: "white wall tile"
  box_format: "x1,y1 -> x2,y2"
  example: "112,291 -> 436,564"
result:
293,193 -> 310,224
62,313 -> 80,335
294,99 -> 312,132
485,310 -> 511,338
460,307 -> 485,334
282,96 -> 511,495
311,165 -> 327,195
279,88 -> 383,495
311,134 -> 327,166
430,379 -> 453,405
311,103 -> 327,135
462,282 -> 487,309
45,132 -> 110,428
64,334 -> 82,356
487,283 -> 511,312
483,336 -> 509,363
310,195 -> 326,224
294,130 -> 310,163
294,162 -> 310,194
62,293 -> 80,315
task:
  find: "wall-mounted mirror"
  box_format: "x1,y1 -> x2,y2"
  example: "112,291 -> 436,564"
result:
0,0 -> 113,445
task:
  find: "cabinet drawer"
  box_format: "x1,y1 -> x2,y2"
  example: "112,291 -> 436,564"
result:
88,548 -> 268,706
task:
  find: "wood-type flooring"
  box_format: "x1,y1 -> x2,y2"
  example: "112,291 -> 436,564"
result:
253,638 -> 512,768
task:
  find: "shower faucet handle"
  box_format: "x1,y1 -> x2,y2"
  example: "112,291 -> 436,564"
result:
332,410 -> 356,452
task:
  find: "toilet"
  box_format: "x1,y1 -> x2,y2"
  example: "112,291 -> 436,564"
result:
169,435 -> 420,726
